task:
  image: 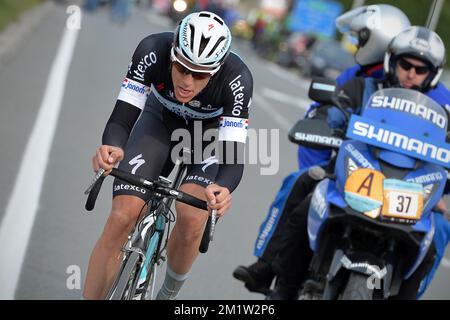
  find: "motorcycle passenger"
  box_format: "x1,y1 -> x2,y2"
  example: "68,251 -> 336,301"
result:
267,26 -> 450,300
233,4 -> 412,295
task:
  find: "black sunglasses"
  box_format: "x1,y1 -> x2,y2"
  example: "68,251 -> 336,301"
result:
397,58 -> 430,75
172,61 -> 212,80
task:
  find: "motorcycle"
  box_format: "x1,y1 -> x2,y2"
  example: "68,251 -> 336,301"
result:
288,78 -> 450,299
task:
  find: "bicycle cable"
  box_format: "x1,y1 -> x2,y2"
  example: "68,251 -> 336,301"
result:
158,200 -> 177,254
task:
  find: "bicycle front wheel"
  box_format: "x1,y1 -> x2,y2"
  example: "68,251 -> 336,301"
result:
106,251 -> 142,300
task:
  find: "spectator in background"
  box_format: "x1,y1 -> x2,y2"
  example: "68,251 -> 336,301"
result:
251,11 -> 266,49
83,0 -> 131,24
223,3 -> 240,27
111,0 -> 130,24
84,0 -> 101,12
206,0 -> 226,18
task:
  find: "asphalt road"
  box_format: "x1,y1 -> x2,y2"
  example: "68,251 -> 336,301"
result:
0,3 -> 448,300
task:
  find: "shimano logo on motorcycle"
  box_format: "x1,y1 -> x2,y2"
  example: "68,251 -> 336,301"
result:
371,95 -> 447,129
311,180 -> 327,219
255,207 -> 280,254
294,132 -> 342,148
348,116 -> 450,168
344,144 -> 375,169
406,171 -> 445,184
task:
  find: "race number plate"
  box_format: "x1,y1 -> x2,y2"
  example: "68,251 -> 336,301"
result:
382,179 -> 424,220
344,168 -> 385,214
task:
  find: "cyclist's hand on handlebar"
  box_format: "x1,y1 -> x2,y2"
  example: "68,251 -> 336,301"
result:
92,145 -> 124,175
205,184 -> 231,218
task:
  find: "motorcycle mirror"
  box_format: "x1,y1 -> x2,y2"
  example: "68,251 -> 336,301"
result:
309,77 -> 350,124
308,77 -> 337,105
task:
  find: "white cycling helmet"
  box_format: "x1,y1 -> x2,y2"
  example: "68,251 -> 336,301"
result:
384,26 -> 446,92
336,4 -> 411,66
173,11 -> 232,70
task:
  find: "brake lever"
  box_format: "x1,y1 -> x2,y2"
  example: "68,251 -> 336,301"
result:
84,168 -> 106,195
210,209 -> 217,241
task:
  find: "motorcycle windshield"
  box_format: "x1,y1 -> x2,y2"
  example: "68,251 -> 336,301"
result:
346,88 -> 450,168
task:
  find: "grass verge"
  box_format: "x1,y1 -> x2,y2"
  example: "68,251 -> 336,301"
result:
0,0 -> 42,32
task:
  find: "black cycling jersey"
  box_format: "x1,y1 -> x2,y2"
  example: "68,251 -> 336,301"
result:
102,32 -> 253,194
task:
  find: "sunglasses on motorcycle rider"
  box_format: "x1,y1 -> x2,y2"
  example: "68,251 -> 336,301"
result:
397,58 -> 430,75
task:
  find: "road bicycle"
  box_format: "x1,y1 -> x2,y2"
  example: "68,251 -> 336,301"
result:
84,160 -> 216,300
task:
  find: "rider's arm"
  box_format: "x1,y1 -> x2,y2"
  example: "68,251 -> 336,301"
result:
214,141 -> 245,193
102,101 -> 141,148
102,34 -> 162,149
323,77 -> 366,131
297,70 -> 364,169
214,62 -> 253,193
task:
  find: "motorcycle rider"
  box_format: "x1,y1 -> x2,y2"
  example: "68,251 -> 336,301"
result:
233,4 -> 413,295
267,26 -> 450,300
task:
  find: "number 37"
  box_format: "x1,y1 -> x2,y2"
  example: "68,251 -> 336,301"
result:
396,195 -> 412,213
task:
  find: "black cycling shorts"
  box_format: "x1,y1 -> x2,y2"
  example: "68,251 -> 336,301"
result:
112,96 -> 220,201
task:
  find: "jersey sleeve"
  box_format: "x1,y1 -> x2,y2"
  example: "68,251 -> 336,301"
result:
102,35 -> 163,148
214,62 -> 253,192
218,65 -> 253,144
116,35 -> 161,110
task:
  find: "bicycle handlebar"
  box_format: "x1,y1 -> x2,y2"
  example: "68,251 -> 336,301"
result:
84,168 -> 216,253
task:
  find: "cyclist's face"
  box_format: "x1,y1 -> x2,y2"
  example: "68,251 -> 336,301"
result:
395,56 -> 430,89
171,54 -> 214,103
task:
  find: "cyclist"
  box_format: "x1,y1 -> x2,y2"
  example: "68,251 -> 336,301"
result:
82,11 -> 253,300
233,4 -> 412,295
267,26 -> 450,300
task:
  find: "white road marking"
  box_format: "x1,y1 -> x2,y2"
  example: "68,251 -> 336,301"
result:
261,87 -> 310,112
0,25 -> 79,299
267,63 -> 311,90
253,93 -> 291,131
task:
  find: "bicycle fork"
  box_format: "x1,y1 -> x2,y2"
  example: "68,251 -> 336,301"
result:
133,212 -> 167,298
